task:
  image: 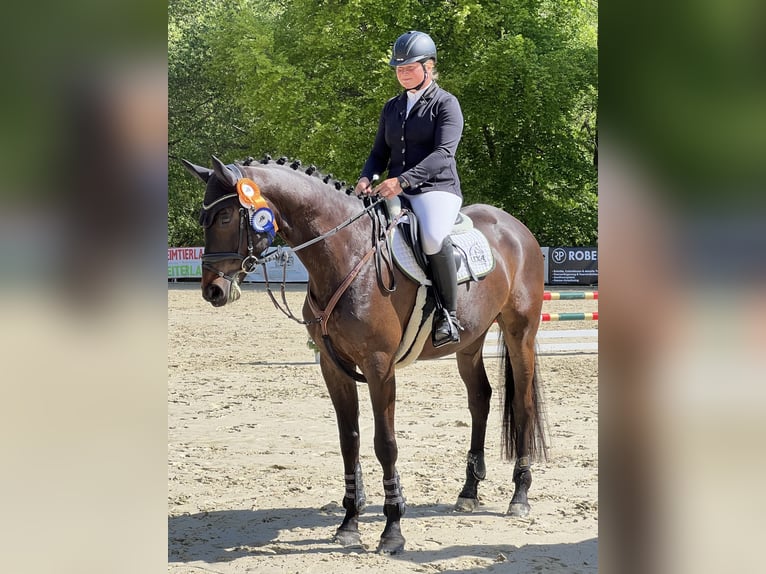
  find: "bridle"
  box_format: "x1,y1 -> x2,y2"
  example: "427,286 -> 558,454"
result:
199,177 -> 402,383
199,183 -> 389,291
199,193 -> 261,283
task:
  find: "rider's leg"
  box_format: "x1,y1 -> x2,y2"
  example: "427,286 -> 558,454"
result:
428,236 -> 461,346
404,191 -> 463,347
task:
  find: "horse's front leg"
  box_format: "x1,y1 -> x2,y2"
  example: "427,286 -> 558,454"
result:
319,357 -> 366,548
367,366 -> 406,554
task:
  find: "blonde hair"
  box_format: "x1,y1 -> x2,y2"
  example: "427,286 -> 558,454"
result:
425,59 -> 439,81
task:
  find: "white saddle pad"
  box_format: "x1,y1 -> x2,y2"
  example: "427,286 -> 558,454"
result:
390,226 -> 495,286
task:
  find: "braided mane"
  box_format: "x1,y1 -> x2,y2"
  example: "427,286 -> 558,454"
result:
241,154 -> 359,198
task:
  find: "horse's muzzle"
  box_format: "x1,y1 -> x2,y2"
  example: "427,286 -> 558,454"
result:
202,276 -> 241,307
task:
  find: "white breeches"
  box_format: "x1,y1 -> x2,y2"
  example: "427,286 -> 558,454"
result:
404,191 -> 463,255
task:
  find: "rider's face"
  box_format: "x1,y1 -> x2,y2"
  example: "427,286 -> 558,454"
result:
396,62 -> 428,91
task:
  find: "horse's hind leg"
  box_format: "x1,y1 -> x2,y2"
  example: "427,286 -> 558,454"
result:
319,357 -> 366,548
499,311 -> 547,518
454,339 -> 492,512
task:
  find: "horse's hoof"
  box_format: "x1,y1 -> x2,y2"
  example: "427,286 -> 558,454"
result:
376,534 -> 405,555
455,496 -> 480,512
333,528 -> 363,548
507,502 -> 531,517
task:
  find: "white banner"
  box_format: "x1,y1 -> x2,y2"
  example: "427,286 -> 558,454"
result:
168,247 -> 204,279
243,247 -> 309,283
167,246 -> 309,283
541,246 -> 549,284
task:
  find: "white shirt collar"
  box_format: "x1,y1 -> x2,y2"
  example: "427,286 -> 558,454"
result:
406,81 -> 433,116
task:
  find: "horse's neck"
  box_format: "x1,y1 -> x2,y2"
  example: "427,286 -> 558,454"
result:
256,168 -> 371,286
291,209 -> 371,303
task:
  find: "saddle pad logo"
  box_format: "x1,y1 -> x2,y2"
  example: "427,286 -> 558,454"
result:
391,228 -> 495,286
469,242 -> 487,264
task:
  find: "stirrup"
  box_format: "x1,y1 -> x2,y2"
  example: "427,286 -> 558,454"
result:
432,310 -> 461,347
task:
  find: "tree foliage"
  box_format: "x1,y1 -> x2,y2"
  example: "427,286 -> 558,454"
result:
169,0 -> 597,247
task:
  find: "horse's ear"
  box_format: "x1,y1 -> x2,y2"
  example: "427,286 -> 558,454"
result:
181,159 -> 213,183
211,155 -> 238,187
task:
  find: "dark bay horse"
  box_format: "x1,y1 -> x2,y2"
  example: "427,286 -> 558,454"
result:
182,155 -> 548,554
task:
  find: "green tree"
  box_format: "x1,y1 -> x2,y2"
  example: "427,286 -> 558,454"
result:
168,0 -> 597,247
168,0 -> 265,245
438,0 -> 598,246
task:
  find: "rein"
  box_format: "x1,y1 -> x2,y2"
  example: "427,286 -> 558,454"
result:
248,195 -> 386,271
202,188 -> 391,327
263,198 -> 400,329
200,191 -> 386,285
200,176 -> 401,383
286,197 -> 387,256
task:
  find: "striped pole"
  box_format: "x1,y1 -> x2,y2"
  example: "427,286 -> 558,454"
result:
541,312 -> 598,322
543,291 -> 598,300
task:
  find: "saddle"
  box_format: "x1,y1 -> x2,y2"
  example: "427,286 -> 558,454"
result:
380,197 -> 496,367
384,197 -> 495,286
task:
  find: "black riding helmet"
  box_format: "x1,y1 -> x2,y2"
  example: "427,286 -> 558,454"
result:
389,31 -> 437,67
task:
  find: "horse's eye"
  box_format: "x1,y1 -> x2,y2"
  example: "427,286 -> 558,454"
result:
219,211 -> 232,225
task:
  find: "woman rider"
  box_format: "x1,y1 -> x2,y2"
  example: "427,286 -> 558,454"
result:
355,30 -> 465,347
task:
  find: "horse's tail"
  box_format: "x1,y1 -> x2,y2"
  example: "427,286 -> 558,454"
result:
499,335 -> 549,463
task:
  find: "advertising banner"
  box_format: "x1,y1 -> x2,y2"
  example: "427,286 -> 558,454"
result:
168,246 -> 309,282
170,245 -> 586,285
168,247 -> 204,279
547,247 -> 598,286
540,247 -> 549,284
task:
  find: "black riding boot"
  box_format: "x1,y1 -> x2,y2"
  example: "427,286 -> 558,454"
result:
428,237 -> 461,347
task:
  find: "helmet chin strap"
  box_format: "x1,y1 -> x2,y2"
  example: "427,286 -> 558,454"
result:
409,62 -> 430,92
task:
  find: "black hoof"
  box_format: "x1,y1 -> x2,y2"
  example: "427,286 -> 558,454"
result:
455,496 -> 480,512
376,523 -> 405,555
376,534 -> 405,555
334,528 -> 363,548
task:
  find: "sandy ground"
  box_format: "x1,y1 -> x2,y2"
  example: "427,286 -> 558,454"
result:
168,282 -> 598,573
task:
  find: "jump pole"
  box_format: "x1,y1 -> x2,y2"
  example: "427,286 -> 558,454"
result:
542,312 -> 598,322
543,291 -> 598,301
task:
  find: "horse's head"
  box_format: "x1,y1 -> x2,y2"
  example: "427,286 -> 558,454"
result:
181,156 -> 278,307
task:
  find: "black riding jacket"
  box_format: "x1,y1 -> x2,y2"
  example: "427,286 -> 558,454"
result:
360,82 -> 464,197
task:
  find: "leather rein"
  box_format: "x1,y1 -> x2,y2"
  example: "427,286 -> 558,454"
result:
266,199 -> 401,325
201,190 -> 402,382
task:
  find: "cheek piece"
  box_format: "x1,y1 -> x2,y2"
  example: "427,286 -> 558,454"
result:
236,178 -> 279,244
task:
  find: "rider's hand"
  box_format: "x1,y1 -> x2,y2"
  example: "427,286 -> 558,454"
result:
373,177 -> 403,199
355,177 -> 372,196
